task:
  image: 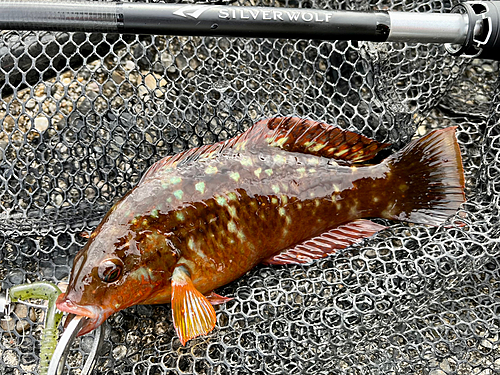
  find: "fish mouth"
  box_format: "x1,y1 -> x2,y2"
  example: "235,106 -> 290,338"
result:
56,294 -> 112,336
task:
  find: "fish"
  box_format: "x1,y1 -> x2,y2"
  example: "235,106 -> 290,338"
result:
56,117 -> 465,345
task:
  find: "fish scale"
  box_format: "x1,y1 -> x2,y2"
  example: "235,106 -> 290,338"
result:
56,117 -> 465,346
123,150 -> 380,289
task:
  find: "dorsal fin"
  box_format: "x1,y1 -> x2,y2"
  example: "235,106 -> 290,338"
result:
250,117 -> 391,162
141,117 -> 390,182
139,142 -> 226,182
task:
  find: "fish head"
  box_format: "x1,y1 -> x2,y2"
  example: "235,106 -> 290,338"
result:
56,222 -> 179,336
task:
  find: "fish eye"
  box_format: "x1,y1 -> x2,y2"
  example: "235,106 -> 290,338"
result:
98,258 -> 123,283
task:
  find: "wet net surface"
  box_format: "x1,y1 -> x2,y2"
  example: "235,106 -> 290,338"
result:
1,0 -> 499,374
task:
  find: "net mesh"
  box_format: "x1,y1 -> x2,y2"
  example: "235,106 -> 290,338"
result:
1,0 -> 499,374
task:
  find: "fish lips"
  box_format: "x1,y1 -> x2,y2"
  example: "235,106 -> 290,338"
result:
56,294 -> 112,336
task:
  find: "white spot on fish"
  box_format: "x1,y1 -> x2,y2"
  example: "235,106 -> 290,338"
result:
315,199 -> 321,207
273,154 -> 286,165
274,137 -> 288,147
271,197 -> 278,205
279,207 -> 286,216
297,167 -> 306,177
351,166 -> 358,173
373,196 -> 380,203
228,205 -> 237,217
254,168 -> 262,178
228,221 -> 237,233
240,156 -> 253,167
170,176 -> 182,185
176,212 -> 185,221
151,209 -> 159,218
205,166 -> 218,175
349,201 -> 359,216
236,140 -> 248,151
216,196 -> 227,206
237,231 -> 246,242
280,195 -> 288,205
195,181 -> 206,194
187,237 -> 195,250
174,190 -> 184,200
309,168 -> 316,173
227,192 -> 237,201
272,185 -> 280,194
307,157 -> 319,166
265,169 -> 273,177
230,172 -> 240,182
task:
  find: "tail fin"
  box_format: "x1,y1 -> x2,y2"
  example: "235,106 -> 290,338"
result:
382,127 -> 465,226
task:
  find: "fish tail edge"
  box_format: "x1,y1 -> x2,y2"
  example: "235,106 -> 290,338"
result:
382,127 -> 465,226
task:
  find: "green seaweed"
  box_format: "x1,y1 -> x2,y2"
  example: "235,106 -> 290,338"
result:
9,282 -> 63,375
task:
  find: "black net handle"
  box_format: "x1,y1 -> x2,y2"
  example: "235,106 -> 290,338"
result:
0,0 -> 499,59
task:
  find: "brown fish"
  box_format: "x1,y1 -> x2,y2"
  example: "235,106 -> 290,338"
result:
56,117 -> 465,345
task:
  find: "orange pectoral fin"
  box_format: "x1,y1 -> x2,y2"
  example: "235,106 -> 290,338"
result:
171,266 -> 217,346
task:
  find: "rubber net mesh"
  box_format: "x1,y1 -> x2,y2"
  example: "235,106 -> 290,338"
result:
1,0 -> 499,374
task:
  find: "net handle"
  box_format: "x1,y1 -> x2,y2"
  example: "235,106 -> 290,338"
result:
0,0 -> 499,59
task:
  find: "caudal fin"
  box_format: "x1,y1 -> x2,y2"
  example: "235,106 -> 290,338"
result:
382,127 -> 465,226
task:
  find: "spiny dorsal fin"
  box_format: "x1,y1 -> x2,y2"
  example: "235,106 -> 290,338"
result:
141,117 -> 390,182
140,142 -> 226,182
244,117 -> 391,163
262,219 -> 386,265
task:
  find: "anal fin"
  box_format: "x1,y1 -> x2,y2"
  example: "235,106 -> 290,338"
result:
262,219 -> 386,265
171,266 -> 217,346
